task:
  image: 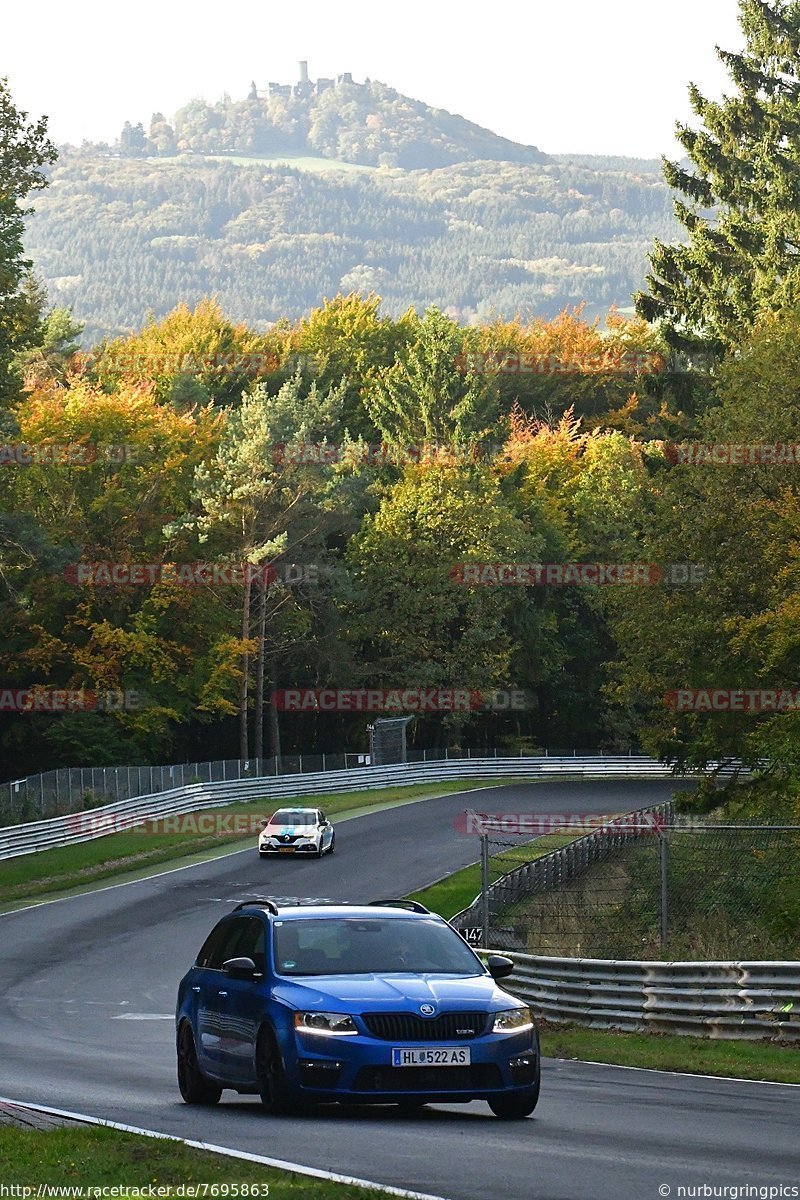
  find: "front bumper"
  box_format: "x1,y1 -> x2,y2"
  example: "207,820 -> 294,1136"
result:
285,1027 -> 539,1103
259,840 -> 320,854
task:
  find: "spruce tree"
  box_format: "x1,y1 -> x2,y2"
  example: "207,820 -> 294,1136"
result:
636,0 -> 800,352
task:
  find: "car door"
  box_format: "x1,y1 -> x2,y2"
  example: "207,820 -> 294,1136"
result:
318,809 -> 332,850
195,916 -> 259,1078
214,916 -> 268,1085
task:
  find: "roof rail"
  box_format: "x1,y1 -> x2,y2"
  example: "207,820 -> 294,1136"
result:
231,898 -> 280,915
368,899 -> 430,914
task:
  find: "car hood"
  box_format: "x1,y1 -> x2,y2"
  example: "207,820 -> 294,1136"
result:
262,824 -> 318,835
272,973 -> 520,1013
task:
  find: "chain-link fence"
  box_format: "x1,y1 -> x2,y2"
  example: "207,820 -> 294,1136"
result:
453,817 -> 800,961
0,753 -> 371,824
0,746 -> 630,826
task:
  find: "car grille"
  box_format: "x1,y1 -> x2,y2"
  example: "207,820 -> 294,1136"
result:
361,1011 -> 489,1041
353,1064 -> 502,1092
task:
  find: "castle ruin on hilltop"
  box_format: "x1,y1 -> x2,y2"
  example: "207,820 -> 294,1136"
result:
248,62 -> 363,102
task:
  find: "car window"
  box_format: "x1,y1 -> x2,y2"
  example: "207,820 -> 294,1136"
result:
270,810 -> 315,826
233,916 -> 266,973
273,917 -> 482,976
196,917 -> 264,971
195,920 -> 233,969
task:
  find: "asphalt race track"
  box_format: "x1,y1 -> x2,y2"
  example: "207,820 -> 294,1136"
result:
2,780 -> 799,1200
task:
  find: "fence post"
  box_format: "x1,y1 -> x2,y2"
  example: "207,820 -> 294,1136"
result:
660,832 -> 668,947
480,833 -> 490,949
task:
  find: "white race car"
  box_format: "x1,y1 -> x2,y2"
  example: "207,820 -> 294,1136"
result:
258,807 -> 335,858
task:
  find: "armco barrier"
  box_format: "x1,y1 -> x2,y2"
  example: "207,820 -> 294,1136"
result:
497,951 -> 800,1040
0,755 -> 700,861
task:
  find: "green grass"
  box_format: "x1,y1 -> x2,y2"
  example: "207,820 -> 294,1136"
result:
409,834 -> 800,1084
0,1125 -> 393,1196
151,153 -> 376,174
0,778 -> 520,911
408,832 -> 589,919
539,1021 -> 800,1083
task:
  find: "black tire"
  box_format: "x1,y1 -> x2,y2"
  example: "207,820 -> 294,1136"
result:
328,833 -> 335,855
314,842 -> 323,858
256,1025 -> 296,1115
177,1022 -> 222,1106
488,1073 -> 540,1120
259,851 -> 268,858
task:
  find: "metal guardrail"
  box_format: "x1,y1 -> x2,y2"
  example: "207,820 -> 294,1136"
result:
1,746 -> 654,822
497,951 -> 800,1040
0,755 -> 692,861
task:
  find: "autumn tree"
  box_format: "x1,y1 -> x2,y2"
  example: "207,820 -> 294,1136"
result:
608,304 -> 800,770
91,300 -> 279,408
184,373 -> 350,761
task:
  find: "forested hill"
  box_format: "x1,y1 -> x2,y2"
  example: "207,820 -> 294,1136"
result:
27,150 -> 677,344
112,76 -> 549,169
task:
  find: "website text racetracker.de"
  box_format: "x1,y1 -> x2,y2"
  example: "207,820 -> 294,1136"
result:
0,1187 -> 269,1199
66,810 -> 276,837
450,562 -> 707,586
453,810 -> 666,835
270,688 -> 531,712
0,688 -> 144,713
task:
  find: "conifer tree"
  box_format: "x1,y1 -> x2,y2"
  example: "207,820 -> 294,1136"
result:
636,0 -> 800,352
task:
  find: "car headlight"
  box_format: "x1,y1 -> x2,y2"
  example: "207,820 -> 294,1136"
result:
492,1007 -> 533,1033
294,1011 -> 358,1035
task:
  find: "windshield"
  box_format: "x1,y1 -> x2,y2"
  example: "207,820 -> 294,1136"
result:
273,917 -> 482,976
269,810 -> 317,826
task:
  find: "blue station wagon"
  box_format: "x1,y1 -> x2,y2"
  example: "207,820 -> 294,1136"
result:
176,899 -> 540,1119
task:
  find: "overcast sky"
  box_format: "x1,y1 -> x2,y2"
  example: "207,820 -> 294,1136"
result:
5,0 -> 744,159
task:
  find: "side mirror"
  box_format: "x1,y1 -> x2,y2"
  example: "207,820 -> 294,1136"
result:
223,956 -> 259,979
486,954 -> 515,980
261,820 -> 269,828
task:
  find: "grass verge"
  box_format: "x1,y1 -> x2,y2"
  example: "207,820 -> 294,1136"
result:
538,1021 -> 800,1083
0,778 -> 519,911
0,1124 -> 395,1196
408,832 -> 584,919
409,838 -> 800,1084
